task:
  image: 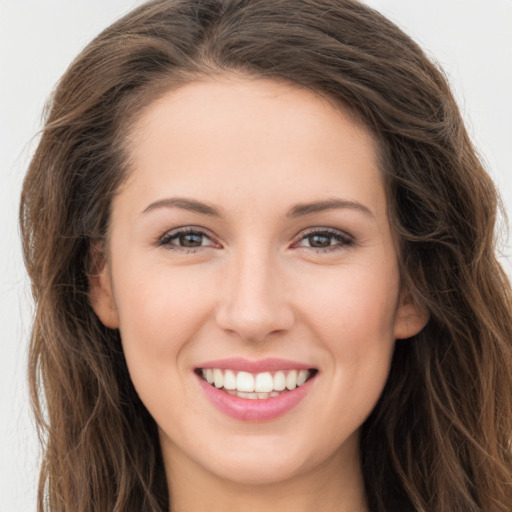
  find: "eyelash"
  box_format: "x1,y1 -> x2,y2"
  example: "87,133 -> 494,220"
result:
156,227 -> 354,254
293,228 -> 354,253
156,227 -> 218,253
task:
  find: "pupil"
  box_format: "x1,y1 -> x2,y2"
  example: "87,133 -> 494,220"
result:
310,234 -> 331,247
180,233 -> 202,247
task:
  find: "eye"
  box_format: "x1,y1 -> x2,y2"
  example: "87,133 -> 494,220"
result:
157,227 -> 218,252
294,228 -> 354,253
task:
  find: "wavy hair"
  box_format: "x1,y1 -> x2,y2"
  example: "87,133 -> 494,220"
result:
20,1 -> 512,510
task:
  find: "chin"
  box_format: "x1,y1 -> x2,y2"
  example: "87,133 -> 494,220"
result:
208,456 -> 310,486
195,437 -> 327,486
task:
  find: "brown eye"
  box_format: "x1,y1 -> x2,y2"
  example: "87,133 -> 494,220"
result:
307,234 -> 333,248
158,228 -> 217,251
295,229 -> 354,252
178,233 -> 205,247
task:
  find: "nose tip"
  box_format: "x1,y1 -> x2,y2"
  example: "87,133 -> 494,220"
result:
217,302 -> 294,343
215,258 -> 294,342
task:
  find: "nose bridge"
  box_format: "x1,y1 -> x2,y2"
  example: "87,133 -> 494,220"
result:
216,244 -> 293,342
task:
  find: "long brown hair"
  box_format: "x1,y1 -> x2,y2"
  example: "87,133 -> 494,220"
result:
20,1 -> 512,510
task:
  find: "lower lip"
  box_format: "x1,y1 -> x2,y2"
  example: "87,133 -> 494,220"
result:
196,373 -> 315,422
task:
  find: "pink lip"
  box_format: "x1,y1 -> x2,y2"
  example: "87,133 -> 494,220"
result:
195,364 -> 317,422
196,357 -> 313,373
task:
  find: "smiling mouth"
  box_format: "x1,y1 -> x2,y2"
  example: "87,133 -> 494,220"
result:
195,368 -> 318,400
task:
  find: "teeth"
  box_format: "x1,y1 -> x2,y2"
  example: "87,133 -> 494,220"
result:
286,370 -> 297,390
200,368 -> 314,395
238,392 -> 258,399
213,368 -> 224,388
255,372 -> 273,393
297,369 -> 309,386
273,371 -> 286,391
237,371 -> 255,392
223,370 -> 237,390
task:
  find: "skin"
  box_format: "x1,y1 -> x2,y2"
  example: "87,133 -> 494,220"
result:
91,76 -> 428,512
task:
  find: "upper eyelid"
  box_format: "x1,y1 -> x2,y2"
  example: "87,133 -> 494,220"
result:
297,226 -> 351,236
156,226 -> 353,249
161,226 -> 216,239
160,225 -> 351,237
156,226 -> 219,248
293,227 -> 353,242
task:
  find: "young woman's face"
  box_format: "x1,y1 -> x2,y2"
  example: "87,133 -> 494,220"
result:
92,78 -> 426,487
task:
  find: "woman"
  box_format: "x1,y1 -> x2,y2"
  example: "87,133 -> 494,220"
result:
20,0 -> 512,511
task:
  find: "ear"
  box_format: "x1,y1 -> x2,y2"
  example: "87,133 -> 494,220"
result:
88,243 -> 120,329
394,289 -> 429,340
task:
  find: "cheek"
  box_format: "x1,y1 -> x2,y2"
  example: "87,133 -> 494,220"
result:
111,261 -> 218,437
299,262 -> 400,343
112,260 -> 215,376
297,263 -> 399,421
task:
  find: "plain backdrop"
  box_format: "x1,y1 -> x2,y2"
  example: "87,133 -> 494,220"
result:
1,1 -> 511,510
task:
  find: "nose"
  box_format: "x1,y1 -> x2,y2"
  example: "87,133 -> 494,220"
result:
215,248 -> 295,343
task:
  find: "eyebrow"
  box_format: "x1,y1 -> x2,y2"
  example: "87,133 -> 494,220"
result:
142,197 -> 221,216
142,196 -> 374,218
286,199 -> 374,218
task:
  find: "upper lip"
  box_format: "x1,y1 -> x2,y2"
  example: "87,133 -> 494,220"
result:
196,358 -> 315,373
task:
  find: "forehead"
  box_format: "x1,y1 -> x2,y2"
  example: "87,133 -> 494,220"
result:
119,77 -> 387,221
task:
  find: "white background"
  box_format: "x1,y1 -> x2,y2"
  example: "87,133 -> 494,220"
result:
1,1 -> 510,510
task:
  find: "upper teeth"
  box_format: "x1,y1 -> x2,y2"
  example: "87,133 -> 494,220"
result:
201,369 -> 311,393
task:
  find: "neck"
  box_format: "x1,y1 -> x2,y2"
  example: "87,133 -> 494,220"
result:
162,434 -> 369,512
